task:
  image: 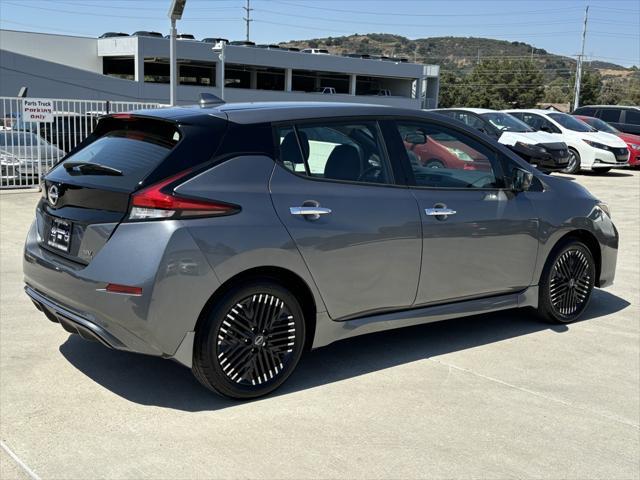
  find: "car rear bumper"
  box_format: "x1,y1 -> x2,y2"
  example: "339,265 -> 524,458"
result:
23,219 -> 220,359
25,285 -> 130,351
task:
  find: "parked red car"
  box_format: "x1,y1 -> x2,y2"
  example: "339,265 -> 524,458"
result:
403,132 -> 492,171
575,115 -> 640,167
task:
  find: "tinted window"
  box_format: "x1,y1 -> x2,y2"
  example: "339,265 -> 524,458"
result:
581,116 -> 619,134
548,113 -> 594,132
576,107 -> 596,116
277,122 -> 391,184
481,112 -> 533,132
625,109 -> 640,125
396,121 -> 502,189
511,113 -> 559,133
48,125 -> 179,190
451,112 -> 486,129
600,109 -> 621,123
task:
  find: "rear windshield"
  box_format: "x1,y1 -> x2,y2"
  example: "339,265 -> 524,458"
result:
47,119 -> 181,191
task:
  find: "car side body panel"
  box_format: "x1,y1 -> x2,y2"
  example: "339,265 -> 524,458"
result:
175,155 -> 329,315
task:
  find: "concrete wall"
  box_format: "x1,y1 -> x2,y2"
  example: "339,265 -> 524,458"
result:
0,30 -> 101,73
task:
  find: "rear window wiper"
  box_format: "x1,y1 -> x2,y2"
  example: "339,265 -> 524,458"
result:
63,161 -> 123,176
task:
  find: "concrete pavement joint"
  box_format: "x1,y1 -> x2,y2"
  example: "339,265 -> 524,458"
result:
428,357 -> 640,430
0,440 -> 42,480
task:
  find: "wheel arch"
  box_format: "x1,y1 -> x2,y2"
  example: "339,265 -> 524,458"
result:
195,266 -> 317,351
544,229 -> 602,286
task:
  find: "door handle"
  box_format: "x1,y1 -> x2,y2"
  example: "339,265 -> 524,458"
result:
290,207 -> 332,216
425,208 -> 456,216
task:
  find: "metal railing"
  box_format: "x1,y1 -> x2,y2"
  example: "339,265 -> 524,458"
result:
0,97 -> 167,189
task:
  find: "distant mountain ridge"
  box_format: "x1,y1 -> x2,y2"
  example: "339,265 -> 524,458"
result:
279,34 -> 632,80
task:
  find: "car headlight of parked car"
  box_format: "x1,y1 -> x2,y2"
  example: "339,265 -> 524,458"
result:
596,201 -> 612,219
583,140 -> 611,151
0,151 -> 20,166
629,143 -> 640,151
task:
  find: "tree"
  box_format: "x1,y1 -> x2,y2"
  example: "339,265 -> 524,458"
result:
438,71 -> 470,107
570,69 -> 602,106
543,78 -> 571,103
460,59 -> 545,109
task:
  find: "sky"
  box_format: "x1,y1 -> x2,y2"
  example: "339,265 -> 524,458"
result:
0,0 -> 638,67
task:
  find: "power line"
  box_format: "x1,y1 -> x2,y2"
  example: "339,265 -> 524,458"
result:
271,0 -> 582,17
256,8 -> 579,28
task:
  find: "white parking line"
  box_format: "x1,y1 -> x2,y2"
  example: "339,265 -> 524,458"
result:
0,440 -> 42,480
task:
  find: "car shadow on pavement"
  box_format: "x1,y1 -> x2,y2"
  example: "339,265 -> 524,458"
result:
58,289 -> 629,412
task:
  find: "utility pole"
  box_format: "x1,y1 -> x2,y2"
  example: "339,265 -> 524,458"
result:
243,0 -> 253,42
573,5 -> 589,110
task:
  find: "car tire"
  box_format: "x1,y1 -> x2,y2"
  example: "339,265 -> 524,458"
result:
561,148 -> 581,174
192,280 -> 306,399
537,240 -> 595,324
425,159 -> 445,169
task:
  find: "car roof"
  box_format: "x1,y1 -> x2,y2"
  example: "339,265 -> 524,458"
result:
504,109 -> 565,115
129,101 -> 439,125
577,105 -> 640,110
435,107 -> 496,114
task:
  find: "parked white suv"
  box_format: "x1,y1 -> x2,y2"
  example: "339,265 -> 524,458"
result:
505,109 -> 629,173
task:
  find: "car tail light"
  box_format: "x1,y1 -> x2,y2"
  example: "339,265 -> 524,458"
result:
106,283 -> 143,295
129,169 -> 239,221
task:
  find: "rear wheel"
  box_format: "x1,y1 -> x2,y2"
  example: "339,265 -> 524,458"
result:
424,159 -> 445,169
193,281 -> 306,399
561,148 -> 581,174
537,241 -> 595,324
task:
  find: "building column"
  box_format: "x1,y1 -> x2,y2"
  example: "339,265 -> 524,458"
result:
216,60 -> 225,90
314,75 -> 321,90
284,68 -> 292,92
134,51 -> 144,82
250,69 -> 258,89
349,74 -> 357,95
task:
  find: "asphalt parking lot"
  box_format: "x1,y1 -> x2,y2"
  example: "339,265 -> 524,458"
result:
1,170 -> 638,480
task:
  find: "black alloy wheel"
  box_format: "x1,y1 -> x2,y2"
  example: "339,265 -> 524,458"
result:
216,294 -> 296,387
538,241 -> 595,323
193,281 -> 305,399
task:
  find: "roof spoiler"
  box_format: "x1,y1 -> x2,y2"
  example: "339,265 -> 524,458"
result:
199,93 -> 225,107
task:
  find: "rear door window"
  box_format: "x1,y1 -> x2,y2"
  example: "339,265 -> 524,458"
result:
624,109 -> 640,125
276,122 -> 392,185
599,109 -> 621,123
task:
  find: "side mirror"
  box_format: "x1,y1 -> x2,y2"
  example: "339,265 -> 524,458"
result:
404,131 -> 427,145
511,167 -> 534,192
540,126 -> 552,133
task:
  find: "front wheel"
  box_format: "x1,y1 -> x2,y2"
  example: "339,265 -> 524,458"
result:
561,149 -> 581,174
537,241 -> 596,324
192,281 -> 306,399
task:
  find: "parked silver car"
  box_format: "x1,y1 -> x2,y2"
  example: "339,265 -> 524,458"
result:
1,131 -> 65,183
23,103 -> 618,399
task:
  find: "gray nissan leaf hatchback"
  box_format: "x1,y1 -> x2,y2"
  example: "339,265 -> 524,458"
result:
24,102 -> 618,399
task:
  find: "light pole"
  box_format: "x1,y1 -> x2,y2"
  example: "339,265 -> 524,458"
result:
168,0 -> 187,106
212,41 -> 226,101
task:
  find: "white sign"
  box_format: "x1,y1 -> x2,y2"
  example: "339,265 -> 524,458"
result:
22,98 -> 54,123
